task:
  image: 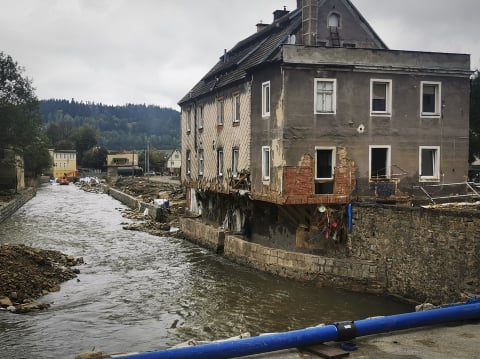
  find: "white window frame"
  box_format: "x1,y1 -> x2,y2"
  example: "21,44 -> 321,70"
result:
217,148 -> 224,177
197,105 -> 204,130
232,147 -> 239,177
217,98 -> 224,126
233,93 -> 240,124
369,145 -> 391,180
314,78 -> 337,114
198,149 -> 204,176
186,109 -> 191,133
186,150 -> 191,176
262,81 -> 270,118
420,81 -> 441,117
262,146 -> 270,181
370,79 -> 392,116
419,146 -> 440,181
315,147 -> 336,180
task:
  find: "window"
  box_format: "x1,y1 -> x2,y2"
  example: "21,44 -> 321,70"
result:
217,98 -> 224,125
233,93 -> 240,124
186,109 -> 191,132
186,150 -> 191,175
315,79 -> 336,114
262,146 -> 270,181
369,146 -> 391,180
198,149 -> 204,176
328,13 -> 340,28
315,147 -> 335,180
421,81 -> 441,116
262,81 -> 270,117
419,146 -> 440,181
232,147 -> 239,177
217,148 -> 224,177
197,105 -> 204,130
370,79 -> 392,115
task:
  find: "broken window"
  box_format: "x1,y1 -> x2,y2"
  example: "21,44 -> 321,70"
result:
262,146 -> 270,181
328,13 -> 340,28
369,146 -> 391,180
262,81 -> 270,118
421,82 -> 441,116
315,147 -> 335,180
419,146 -> 440,181
315,79 -> 336,114
370,79 -> 392,115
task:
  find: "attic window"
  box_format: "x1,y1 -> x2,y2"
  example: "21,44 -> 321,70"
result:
328,13 -> 340,28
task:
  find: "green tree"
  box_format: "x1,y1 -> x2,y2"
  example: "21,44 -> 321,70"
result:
82,146 -> 108,169
73,124 -> 98,165
0,52 -> 51,177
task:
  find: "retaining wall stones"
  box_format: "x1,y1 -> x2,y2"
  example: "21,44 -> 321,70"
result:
348,204 -> 480,304
178,217 -> 225,253
107,187 -> 166,222
0,188 -> 35,224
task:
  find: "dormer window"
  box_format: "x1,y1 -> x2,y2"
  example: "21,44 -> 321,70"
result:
328,13 -> 340,28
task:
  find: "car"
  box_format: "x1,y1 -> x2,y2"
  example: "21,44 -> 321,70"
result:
145,171 -> 156,176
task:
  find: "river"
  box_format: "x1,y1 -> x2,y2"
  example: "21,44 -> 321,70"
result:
0,183 -> 412,358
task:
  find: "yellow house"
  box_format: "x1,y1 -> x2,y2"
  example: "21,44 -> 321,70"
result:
106,151 -> 142,177
49,149 -> 77,179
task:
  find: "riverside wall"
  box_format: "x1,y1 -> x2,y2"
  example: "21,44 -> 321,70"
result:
107,187 -> 166,221
0,188 -> 36,224
179,204 -> 480,305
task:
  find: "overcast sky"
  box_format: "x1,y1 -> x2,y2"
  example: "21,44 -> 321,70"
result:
1,0 -> 479,110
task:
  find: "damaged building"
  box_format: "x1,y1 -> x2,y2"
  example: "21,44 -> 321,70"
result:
178,0 -> 471,252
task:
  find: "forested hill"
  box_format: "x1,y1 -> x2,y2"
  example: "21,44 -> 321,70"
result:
39,99 -> 180,150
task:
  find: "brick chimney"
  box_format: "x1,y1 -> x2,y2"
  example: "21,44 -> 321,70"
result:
256,22 -> 269,32
302,0 -> 318,46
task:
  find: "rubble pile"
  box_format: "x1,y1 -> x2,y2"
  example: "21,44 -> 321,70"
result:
0,244 -> 83,313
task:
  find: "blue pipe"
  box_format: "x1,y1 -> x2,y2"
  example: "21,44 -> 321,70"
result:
118,299 -> 480,359
347,203 -> 353,232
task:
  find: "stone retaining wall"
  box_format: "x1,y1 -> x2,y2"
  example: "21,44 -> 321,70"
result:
178,217 -> 225,253
0,188 -> 36,224
106,187 -> 166,221
349,204 -> 480,304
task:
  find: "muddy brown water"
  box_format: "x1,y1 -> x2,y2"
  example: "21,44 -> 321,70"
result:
0,183 -> 412,358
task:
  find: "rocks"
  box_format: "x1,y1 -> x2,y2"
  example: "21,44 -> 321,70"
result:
0,244 -> 83,313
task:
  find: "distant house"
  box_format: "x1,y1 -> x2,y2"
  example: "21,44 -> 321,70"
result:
166,149 -> 181,176
178,0 -> 470,243
49,149 -> 77,180
0,148 -> 25,192
106,151 -> 143,177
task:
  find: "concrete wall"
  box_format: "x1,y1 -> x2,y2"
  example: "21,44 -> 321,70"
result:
0,188 -> 35,224
107,187 -> 166,222
178,217 -> 225,253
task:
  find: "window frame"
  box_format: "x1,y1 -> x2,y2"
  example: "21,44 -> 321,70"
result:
198,149 -> 204,176
261,146 -> 270,181
186,150 -> 191,176
370,79 -> 392,116
315,147 -> 336,180
262,81 -> 270,118
369,145 -> 391,181
314,78 -> 337,114
232,147 -> 239,177
197,105 -> 204,130
233,93 -> 240,124
217,148 -> 224,177
217,97 -> 224,126
419,146 -> 440,181
420,81 -> 441,117
186,108 -> 192,133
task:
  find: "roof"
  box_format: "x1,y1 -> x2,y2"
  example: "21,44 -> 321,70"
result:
178,9 -> 302,106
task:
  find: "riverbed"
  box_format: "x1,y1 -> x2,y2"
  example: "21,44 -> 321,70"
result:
0,183 -> 412,358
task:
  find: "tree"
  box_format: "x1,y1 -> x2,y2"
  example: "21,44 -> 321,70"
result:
73,124 -> 98,165
0,52 -> 51,177
82,146 -> 107,169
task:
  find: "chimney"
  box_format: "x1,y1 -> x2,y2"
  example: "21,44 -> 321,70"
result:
273,6 -> 289,21
302,0 -> 318,46
256,21 -> 268,33
297,0 -> 303,9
